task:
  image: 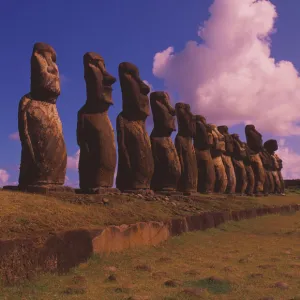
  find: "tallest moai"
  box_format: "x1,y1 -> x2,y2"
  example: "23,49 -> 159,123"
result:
18,43 -> 68,191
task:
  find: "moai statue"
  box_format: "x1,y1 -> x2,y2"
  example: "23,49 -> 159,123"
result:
194,115 -> 215,194
16,42 -> 70,193
231,134 -> 248,195
243,143 -> 255,196
217,126 -> 236,194
209,124 -> 228,193
264,139 -> 285,195
245,124 -> 265,196
175,103 -> 198,195
76,52 -> 118,194
259,147 -> 275,196
150,92 -> 181,194
116,62 -> 154,194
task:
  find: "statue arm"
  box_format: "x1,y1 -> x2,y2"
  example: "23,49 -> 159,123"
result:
116,115 -> 131,170
175,137 -> 184,174
76,111 -> 89,152
18,97 -> 36,164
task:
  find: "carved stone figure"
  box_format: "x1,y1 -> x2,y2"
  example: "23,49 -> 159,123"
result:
259,147 -> 275,196
150,91 -> 181,193
245,124 -> 265,196
231,134 -> 248,195
217,126 -> 236,194
175,103 -> 198,194
194,115 -> 215,194
76,52 -> 118,194
116,62 -> 154,193
243,143 -> 255,196
17,42 -> 70,192
209,124 -> 228,193
264,139 -> 285,195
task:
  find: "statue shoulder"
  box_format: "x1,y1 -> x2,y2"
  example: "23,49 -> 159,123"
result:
19,94 -> 31,109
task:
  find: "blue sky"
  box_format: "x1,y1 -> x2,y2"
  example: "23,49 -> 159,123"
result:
1,0 -> 300,186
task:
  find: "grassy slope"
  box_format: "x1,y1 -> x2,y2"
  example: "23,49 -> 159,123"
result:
2,212 -> 300,299
0,189 -> 299,240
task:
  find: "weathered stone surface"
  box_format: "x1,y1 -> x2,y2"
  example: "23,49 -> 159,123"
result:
264,139 -> 285,195
175,103 -> 198,193
169,217 -> 188,236
116,62 -> 154,192
185,214 -> 205,231
18,43 -> 67,190
77,52 -> 117,191
259,147 -> 275,195
210,125 -> 228,193
92,221 -> 169,254
202,212 -> 215,229
150,92 -> 181,192
218,126 -> 236,194
212,211 -> 231,226
244,144 -> 255,196
194,115 -> 215,194
245,125 -> 265,195
231,134 -> 248,194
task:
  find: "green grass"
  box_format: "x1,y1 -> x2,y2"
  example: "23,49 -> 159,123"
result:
0,189 -> 299,240
2,212 -> 300,299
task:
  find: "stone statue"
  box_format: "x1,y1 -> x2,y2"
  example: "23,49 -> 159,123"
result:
175,103 -> 198,195
17,42 -> 69,192
116,62 -> 154,194
245,124 -> 265,196
259,147 -> 275,196
150,91 -> 181,193
231,134 -> 248,195
217,126 -> 236,194
209,124 -> 228,193
76,52 -> 118,194
243,143 -> 255,196
264,139 -> 285,195
194,115 -> 215,194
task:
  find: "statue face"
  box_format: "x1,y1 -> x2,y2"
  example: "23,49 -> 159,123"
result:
31,43 -> 60,100
84,52 -> 116,107
175,103 -> 196,137
119,62 -> 150,119
150,91 -> 176,134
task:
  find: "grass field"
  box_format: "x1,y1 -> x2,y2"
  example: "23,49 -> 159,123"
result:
0,189 -> 299,240
1,211 -> 300,299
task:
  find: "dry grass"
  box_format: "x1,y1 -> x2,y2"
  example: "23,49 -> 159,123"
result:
2,212 -> 300,299
0,189 -> 299,240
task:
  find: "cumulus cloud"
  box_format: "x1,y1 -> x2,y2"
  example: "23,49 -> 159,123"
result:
153,0 -> 300,136
9,132 -> 19,141
0,169 -> 9,186
67,150 -> 80,170
277,139 -> 300,179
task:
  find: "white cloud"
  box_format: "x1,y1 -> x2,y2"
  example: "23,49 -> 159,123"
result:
67,150 -> 80,170
277,140 -> 300,179
0,169 -> 10,186
9,132 -> 19,141
153,0 -> 300,136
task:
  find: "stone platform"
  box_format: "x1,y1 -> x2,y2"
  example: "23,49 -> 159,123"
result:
75,187 -> 120,194
2,185 -> 75,195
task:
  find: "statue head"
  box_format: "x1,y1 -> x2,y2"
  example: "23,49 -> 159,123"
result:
83,52 -> 116,110
231,133 -> 240,140
218,125 -> 233,153
150,91 -> 176,136
245,124 -> 263,152
30,42 -> 60,103
175,103 -> 196,137
195,115 -> 207,125
209,124 -> 226,153
119,62 -> 150,120
264,139 -> 278,153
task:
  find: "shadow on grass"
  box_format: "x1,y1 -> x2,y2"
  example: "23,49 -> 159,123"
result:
184,278 -> 232,294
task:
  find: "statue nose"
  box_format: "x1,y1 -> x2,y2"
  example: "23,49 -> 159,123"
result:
47,66 -> 58,75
